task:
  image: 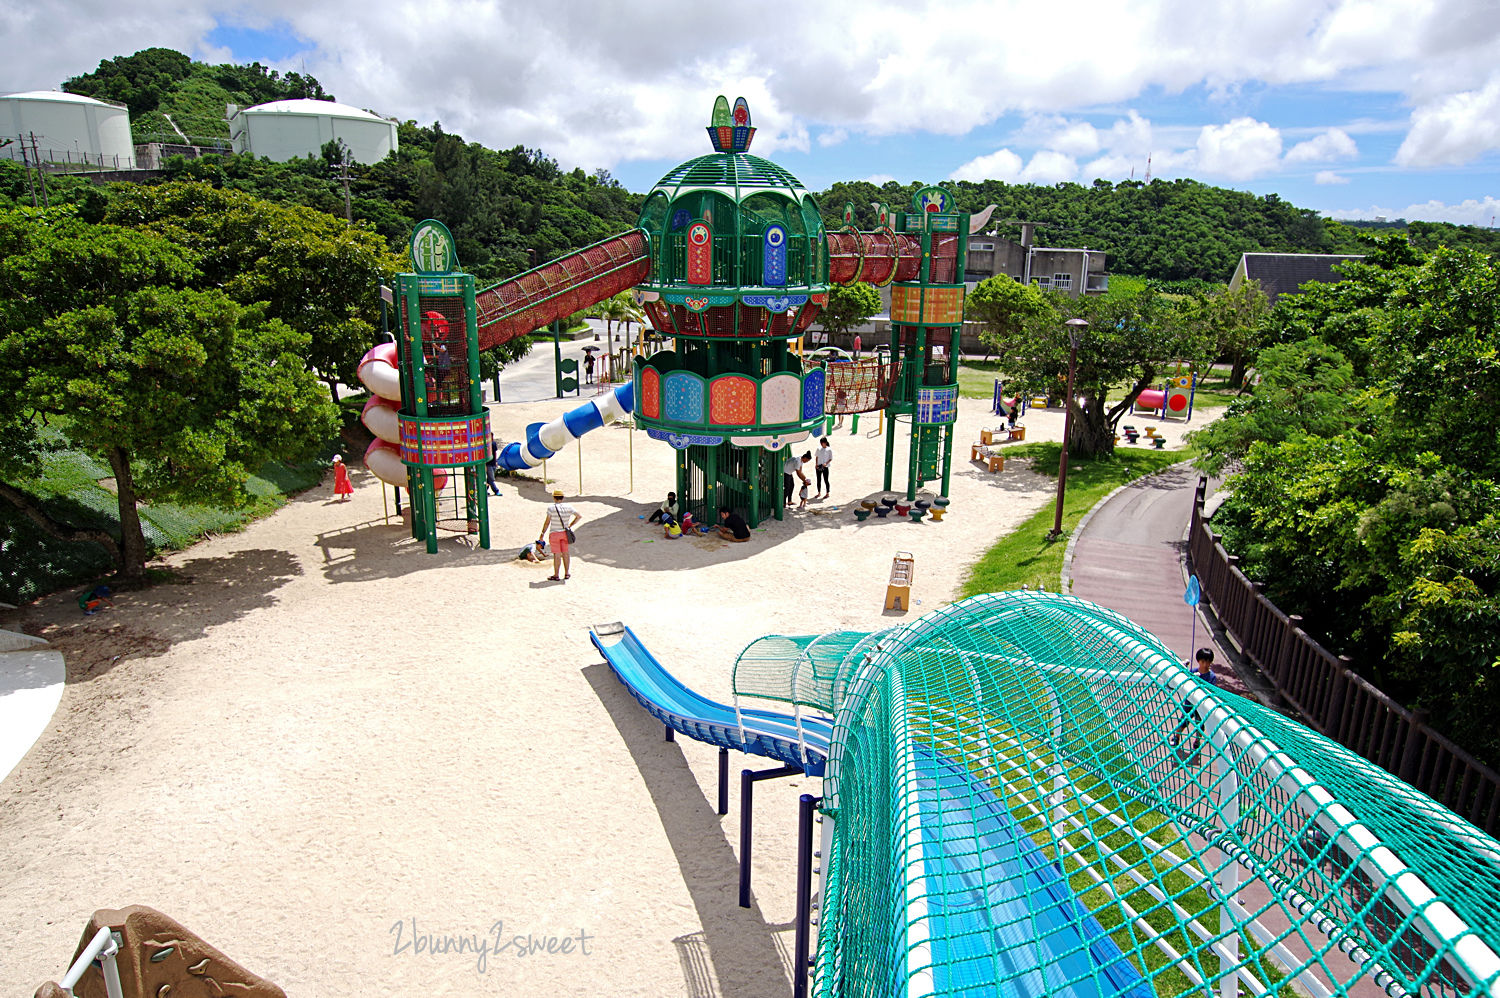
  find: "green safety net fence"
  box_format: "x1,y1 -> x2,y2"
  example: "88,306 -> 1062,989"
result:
736,591 -> 1500,998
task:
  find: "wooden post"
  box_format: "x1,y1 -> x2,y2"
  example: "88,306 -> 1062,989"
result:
1278,614 -> 1304,699
1402,709 -> 1430,785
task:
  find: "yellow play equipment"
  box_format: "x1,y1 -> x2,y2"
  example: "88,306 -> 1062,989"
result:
885,551 -> 915,612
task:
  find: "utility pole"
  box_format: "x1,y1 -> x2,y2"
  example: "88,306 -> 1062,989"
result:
28,133 -> 49,207
7,138 -> 36,208
1047,318 -> 1090,541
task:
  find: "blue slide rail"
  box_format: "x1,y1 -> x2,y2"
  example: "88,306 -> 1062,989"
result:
590,623 -> 832,776
499,382 -> 634,471
591,622 -> 1152,997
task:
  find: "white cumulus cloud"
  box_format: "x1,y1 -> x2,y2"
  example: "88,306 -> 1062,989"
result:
1325,196 -> 1500,226
1315,170 -> 1350,184
5,0 -> 1500,182
950,148 -> 1024,183
1021,150 -> 1078,183
1396,79 -> 1500,167
1398,196 -> 1500,226
1196,118 -> 1283,180
1286,128 -> 1358,163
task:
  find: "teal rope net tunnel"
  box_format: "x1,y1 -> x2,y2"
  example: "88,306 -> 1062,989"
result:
733,592 -> 1500,998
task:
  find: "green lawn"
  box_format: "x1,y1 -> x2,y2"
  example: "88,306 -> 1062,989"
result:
1,419 -> 333,605
961,445 -> 1183,596
957,359 -> 1008,399
1189,365 -> 1245,409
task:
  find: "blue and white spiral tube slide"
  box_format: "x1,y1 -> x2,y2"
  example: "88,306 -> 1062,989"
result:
497,382 -> 635,471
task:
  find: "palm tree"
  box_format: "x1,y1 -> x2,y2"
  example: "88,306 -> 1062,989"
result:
598,292 -> 644,343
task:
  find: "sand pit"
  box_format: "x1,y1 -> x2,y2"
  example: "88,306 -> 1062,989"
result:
0,392 -> 1202,997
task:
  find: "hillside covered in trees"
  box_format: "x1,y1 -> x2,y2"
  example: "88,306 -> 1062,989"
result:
63,46 -> 332,144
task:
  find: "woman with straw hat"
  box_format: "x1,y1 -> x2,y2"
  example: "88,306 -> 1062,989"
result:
538,489 -> 582,581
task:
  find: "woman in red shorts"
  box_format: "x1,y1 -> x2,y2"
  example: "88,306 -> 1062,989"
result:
537,489 -> 582,581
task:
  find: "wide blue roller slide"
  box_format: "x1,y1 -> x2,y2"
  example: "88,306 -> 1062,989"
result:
590,622 -> 832,775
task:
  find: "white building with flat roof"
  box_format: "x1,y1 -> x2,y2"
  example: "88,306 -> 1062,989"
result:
227,98 -> 397,164
1,90 -> 135,168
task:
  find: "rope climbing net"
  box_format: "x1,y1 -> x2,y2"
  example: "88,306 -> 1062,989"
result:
733,591 -> 1500,998
805,358 -> 904,414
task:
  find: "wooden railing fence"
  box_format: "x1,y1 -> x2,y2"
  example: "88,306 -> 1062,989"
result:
1187,477 -> 1500,834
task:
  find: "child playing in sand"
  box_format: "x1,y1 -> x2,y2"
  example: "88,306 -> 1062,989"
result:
518,538 -> 549,562
798,480 -> 810,510
78,585 -> 113,616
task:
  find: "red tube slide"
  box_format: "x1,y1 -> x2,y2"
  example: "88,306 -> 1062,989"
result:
826,231 -> 926,286
475,229 -> 652,351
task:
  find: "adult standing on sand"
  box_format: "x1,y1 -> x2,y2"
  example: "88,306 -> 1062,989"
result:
782,452 -> 804,507
538,489 -> 582,581
814,437 -> 832,499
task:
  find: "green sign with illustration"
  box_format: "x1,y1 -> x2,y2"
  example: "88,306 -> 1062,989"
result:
410,219 -> 459,275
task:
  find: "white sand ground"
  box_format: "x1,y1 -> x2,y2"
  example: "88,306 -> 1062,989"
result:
0,390 -> 1202,997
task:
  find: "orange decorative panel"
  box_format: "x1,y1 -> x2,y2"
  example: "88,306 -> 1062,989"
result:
891,286 -> 964,324
640,367 -> 661,420
709,376 -> 757,425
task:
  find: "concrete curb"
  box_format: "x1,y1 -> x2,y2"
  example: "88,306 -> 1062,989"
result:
1059,458 -> 1195,594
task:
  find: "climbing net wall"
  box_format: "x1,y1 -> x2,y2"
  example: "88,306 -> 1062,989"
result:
806,358 -> 905,414
735,592 -> 1500,998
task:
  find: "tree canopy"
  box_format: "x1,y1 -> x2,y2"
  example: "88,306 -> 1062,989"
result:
0,206 -> 336,577
977,282 -> 1208,456
104,182 -> 401,397
817,178 -> 1360,283
817,282 -> 882,339
1201,245 -> 1500,766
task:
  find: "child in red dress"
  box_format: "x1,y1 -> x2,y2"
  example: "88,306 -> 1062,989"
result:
332,455 -> 353,501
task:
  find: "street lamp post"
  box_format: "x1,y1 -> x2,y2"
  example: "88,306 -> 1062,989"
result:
1048,318 -> 1090,541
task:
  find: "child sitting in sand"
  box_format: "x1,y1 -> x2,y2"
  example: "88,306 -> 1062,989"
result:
518,538 -> 549,562
78,585 -> 113,615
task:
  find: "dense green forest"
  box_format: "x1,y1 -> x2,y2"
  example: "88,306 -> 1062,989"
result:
1193,235 -> 1500,768
821,179 -> 1500,282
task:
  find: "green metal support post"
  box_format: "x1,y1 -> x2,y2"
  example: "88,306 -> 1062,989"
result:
463,276 -> 490,550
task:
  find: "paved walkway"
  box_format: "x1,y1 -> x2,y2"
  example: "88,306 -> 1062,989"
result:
1066,462 -> 1267,700
1066,463 -> 1384,998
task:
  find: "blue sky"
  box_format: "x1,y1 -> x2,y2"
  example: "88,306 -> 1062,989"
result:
6,1 -> 1500,225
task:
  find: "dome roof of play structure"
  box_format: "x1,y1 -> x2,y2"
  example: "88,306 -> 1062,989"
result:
643,95 -> 815,205
649,152 -> 810,201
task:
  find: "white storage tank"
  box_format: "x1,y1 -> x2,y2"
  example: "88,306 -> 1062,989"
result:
227,98 -> 397,164
0,90 -> 135,169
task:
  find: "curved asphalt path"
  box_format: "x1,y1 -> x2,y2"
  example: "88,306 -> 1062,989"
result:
1066,463 -> 1386,998
1066,463 -> 1254,696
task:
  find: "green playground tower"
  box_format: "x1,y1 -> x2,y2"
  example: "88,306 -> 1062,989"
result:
393,220 -> 491,553
882,187 -> 968,501
631,96 -> 832,527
